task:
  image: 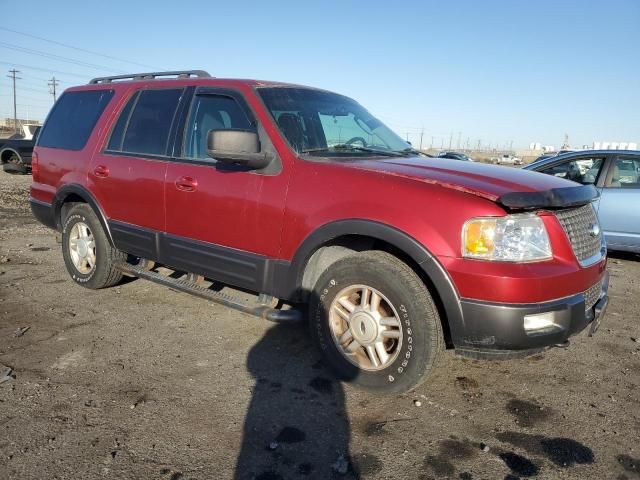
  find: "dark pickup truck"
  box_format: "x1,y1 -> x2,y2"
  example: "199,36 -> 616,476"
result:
0,126 -> 41,174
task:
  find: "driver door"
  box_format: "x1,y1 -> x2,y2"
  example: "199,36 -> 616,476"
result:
162,87 -> 290,292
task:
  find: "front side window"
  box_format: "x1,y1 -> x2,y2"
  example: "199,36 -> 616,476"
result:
38,89 -> 114,150
607,156 -> 640,188
539,157 -> 605,185
258,87 -> 410,157
110,88 -> 183,156
183,94 -> 253,160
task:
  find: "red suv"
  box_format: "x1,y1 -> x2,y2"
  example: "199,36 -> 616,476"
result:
30,70 -> 608,393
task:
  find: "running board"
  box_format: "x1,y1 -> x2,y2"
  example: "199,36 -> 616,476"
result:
115,262 -> 302,323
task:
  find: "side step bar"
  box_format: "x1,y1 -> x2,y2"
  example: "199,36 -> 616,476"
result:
115,262 -> 302,323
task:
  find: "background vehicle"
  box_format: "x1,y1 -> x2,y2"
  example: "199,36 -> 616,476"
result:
491,154 -> 522,165
0,125 -> 41,174
437,151 -> 474,161
533,149 -> 576,163
526,150 -> 640,253
30,71 -> 608,394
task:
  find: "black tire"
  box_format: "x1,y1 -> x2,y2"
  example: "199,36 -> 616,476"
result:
2,152 -> 27,175
308,250 -> 444,394
61,204 -> 125,289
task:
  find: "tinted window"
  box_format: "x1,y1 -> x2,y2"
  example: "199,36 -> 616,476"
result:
107,92 -> 139,151
183,94 -> 253,159
38,90 -> 114,150
608,156 -> 640,188
121,89 -> 182,156
539,157 -> 605,185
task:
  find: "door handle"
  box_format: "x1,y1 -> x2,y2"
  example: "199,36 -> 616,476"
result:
175,175 -> 198,192
94,165 -> 109,178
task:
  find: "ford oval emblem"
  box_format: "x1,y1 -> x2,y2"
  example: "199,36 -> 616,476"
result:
588,223 -> 600,237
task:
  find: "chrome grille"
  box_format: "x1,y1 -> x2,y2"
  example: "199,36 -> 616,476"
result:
584,280 -> 602,312
554,204 -> 603,265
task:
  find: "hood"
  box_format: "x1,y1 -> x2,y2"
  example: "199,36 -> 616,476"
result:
344,156 -> 597,209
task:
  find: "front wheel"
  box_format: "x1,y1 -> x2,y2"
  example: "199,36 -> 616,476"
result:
308,251 -> 444,394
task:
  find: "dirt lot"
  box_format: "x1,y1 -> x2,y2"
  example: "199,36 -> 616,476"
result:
0,171 -> 639,480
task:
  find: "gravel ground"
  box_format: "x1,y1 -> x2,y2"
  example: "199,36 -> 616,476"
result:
0,170 -> 639,480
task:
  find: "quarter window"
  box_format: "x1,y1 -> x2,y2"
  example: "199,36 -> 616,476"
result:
38,90 -> 114,150
183,94 -> 253,160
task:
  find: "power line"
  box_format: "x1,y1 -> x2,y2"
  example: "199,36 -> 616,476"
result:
0,61 -> 89,80
7,69 -> 21,132
0,41 -> 127,74
0,26 -> 164,71
48,77 -> 59,102
0,82 -> 52,95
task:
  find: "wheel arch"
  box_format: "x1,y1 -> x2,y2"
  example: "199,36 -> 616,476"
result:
0,148 -> 21,163
289,219 -> 465,347
54,184 -> 114,246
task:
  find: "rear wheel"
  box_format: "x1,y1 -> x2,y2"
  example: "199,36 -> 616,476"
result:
61,204 -> 125,289
308,250 -> 444,394
2,152 -> 27,174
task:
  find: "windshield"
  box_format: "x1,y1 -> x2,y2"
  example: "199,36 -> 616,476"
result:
257,87 -> 411,157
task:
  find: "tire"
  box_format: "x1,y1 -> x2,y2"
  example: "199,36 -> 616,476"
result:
2,152 -> 27,175
308,250 -> 444,394
61,203 -> 125,289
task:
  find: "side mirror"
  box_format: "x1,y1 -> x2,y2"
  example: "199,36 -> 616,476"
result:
207,129 -> 272,170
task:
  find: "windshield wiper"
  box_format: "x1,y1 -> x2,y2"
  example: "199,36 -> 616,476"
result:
301,144 -> 402,157
398,147 -> 427,157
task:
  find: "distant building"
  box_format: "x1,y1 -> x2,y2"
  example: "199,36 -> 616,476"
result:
593,141 -> 638,150
3,118 -> 42,128
529,142 -> 555,152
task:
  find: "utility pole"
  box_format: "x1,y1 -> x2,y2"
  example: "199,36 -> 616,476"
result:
7,69 -> 21,133
457,131 -> 462,149
448,131 -> 453,149
419,128 -> 424,151
48,76 -> 59,102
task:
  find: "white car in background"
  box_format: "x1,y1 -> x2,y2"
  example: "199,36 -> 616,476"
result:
492,154 -> 522,166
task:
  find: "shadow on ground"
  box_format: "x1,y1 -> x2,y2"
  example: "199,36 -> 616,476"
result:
234,322 -> 360,480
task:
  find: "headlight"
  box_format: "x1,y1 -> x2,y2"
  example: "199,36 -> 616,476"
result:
462,214 -> 552,262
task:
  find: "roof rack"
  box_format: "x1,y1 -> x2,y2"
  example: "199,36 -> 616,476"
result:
89,70 -> 212,84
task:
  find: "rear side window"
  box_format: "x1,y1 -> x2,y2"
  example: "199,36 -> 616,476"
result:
38,90 -> 114,150
107,88 -> 183,156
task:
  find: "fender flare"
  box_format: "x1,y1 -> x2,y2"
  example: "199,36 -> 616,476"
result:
287,219 -> 465,342
53,184 -> 115,246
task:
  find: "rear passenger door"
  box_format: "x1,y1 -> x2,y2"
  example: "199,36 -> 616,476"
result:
162,87 -> 290,292
90,87 -> 185,260
597,155 -> 640,249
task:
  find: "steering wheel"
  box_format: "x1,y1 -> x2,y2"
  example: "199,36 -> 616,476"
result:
345,136 -> 368,147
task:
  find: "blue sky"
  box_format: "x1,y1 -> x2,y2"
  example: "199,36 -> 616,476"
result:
2,0 -> 639,149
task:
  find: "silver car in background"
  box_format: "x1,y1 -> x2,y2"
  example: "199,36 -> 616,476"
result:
525,150 -> 640,253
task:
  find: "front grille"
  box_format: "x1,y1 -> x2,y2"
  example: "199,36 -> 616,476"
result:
554,204 -> 603,265
584,280 -> 602,312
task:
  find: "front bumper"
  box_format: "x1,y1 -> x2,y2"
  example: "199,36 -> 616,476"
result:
454,272 -> 609,359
